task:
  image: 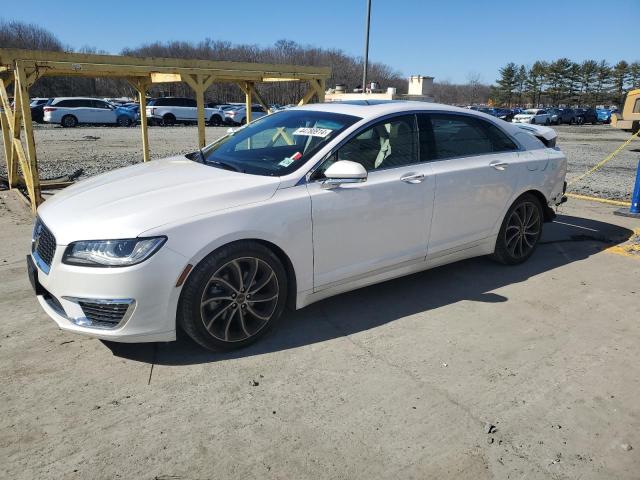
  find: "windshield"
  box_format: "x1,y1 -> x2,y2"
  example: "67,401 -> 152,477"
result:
199,109 -> 360,176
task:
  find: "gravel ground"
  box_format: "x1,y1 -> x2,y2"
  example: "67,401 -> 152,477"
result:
1,122 -> 638,201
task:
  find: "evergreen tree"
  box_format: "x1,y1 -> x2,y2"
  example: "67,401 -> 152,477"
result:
495,63 -> 519,106
630,62 -> 640,89
578,60 -> 598,105
526,61 -> 547,107
593,60 -> 611,105
515,65 -> 527,106
611,60 -> 630,106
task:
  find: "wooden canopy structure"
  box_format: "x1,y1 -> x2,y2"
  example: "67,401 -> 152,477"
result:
0,48 -> 330,212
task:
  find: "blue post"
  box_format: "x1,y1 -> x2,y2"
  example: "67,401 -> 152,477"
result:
616,159 -> 640,218
631,160 -> 640,214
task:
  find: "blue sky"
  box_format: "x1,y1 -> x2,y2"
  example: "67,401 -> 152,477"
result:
3,0 -> 638,83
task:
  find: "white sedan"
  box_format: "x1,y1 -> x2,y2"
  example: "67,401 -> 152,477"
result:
29,102 -> 567,351
512,109 -> 551,125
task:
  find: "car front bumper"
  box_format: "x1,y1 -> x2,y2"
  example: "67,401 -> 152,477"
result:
30,242 -> 189,343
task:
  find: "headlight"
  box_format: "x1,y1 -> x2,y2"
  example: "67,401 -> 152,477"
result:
62,237 -> 166,267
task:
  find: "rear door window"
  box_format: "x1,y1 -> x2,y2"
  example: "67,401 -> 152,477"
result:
430,114 -> 494,159
424,114 -> 517,159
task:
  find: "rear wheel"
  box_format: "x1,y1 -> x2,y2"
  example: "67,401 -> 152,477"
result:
492,193 -> 543,265
545,118 -> 550,125
162,113 -> 176,126
178,241 -> 288,351
530,118 -> 536,124
209,114 -> 222,126
61,115 -> 78,128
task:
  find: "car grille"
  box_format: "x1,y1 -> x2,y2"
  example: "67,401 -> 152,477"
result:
78,300 -> 131,327
32,218 -> 56,270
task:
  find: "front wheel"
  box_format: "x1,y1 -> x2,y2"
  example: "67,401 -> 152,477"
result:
117,115 -> 131,127
178,241 -> 288,351
492,193 -> 543,265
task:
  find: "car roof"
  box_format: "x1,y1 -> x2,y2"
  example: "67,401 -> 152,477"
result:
295,100 -> 484,121
52,97 -> 107,101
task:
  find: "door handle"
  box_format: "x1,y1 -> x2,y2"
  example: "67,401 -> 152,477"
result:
489,161 -> 509,171
400,173 -> 425,184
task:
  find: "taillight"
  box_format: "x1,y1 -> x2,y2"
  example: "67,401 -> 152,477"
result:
43,107 -> 56,112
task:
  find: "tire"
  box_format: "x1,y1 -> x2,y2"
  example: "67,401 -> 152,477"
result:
117,115 -> 131,127
161,113 -> 176,126
545,118 -> 550,125
209,114 -> 222,126
492,193 -> 544,265
61,115 -> 78,128
240,117 -> 247,125
530,118 -> 536,124
178,241 -> 288,351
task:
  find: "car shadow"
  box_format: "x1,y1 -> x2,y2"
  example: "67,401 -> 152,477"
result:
103,214 -> 633,366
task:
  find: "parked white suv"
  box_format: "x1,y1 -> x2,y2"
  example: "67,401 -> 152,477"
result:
29,102 -> 567,351
512,109 -> 551,125
146,97 -> 224,126
43,97 -> 135,127
224,104 -> 268,125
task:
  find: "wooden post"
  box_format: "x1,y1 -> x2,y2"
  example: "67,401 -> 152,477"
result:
242,82 -> 252,124
16,64 -> 41,210
183,74 -> 215,148
316,79 -> 326,103
128,77 -> 151,162
195,76 -> 206,148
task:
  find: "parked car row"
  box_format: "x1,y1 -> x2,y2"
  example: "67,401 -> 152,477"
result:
28,96 -> 274,128
468,104 -> 613,127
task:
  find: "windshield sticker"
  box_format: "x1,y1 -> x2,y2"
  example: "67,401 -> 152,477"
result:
291,152 -> 302,161
279,157 -> 295,167
293,127 -> 333,138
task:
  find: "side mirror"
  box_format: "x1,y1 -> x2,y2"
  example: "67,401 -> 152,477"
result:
322,160 -> 367,189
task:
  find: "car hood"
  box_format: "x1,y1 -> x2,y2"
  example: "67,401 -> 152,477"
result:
514,113 -> 534,118
38,156 -> 281,245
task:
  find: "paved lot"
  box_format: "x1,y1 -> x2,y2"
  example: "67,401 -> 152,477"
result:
1,192 -> 639,479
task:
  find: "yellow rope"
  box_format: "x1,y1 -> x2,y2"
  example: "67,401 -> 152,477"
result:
567,129 -> 640,186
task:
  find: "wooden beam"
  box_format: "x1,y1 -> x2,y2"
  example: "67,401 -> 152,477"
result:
0,48 -> 332,78
251,86 -> 272,114
0,77 -> 17,186
127,77 -> 151,162
16,64 -> 41,210
244,82 -> 253,124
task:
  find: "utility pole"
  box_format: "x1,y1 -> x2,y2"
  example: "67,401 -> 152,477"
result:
362,0 -> 372,92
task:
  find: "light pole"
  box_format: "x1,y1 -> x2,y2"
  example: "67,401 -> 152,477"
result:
362,0 -> 372,92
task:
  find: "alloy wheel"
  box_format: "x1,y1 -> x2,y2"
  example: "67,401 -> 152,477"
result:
200,257 -> 279,342
504,201 -> 541,259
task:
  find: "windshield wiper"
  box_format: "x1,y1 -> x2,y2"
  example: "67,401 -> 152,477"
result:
206,159 -> 240,172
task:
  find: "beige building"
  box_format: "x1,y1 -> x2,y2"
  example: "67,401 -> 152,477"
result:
325,75 -> 434,103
